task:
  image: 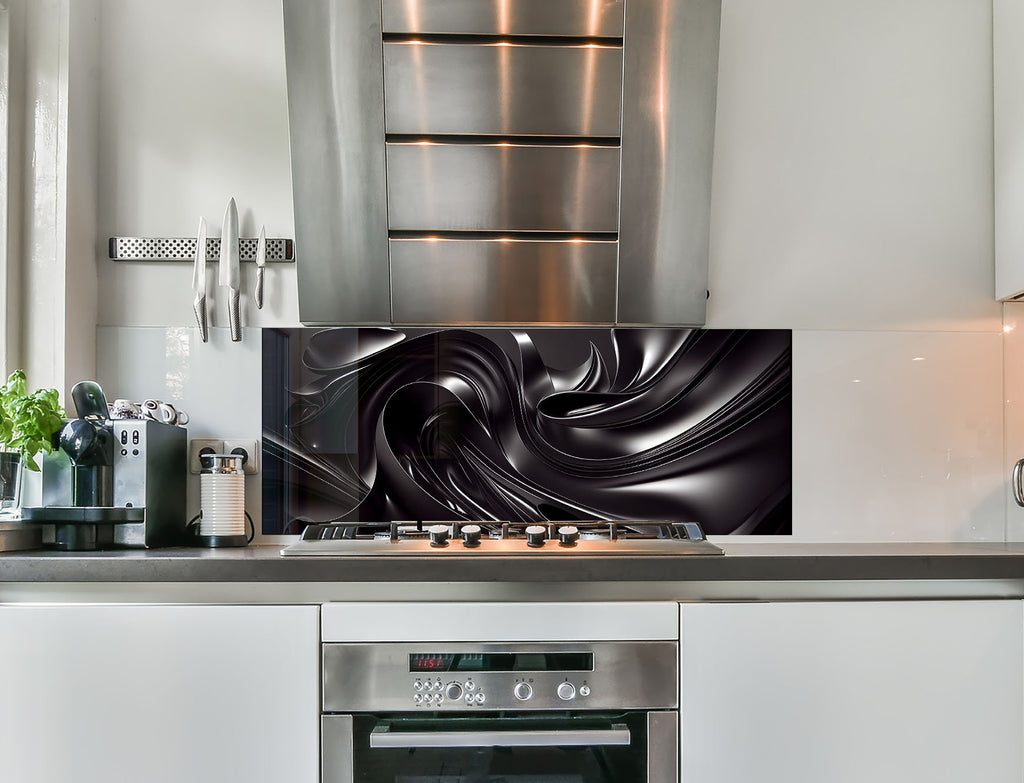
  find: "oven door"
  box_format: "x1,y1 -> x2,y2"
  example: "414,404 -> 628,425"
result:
323,711 -> 677,783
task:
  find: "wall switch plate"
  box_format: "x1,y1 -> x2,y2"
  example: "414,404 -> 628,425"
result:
223,438 -> 260,475
189,439 -> 224,474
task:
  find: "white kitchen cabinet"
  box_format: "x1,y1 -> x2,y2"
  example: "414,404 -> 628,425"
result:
680,600 -> 1023,783
0,604 -> 319,783
996,0 -> 1024,299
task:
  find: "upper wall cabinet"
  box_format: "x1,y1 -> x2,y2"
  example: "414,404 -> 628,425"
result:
996,0 -> 1024,300
283,0 -> 721,326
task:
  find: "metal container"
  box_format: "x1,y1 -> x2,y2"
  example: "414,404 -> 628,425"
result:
198,453 -> 247,548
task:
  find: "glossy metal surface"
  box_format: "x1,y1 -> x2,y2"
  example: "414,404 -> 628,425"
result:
617,0 -> 721,325
284,0 -> 721,326
389,238 -> 617,323
219,198 -> 241,342
384,42 -> 622,137
647,712 -> 678,783
381,0 -> 625,37
254,225 -> 266,310
369,724 -> 631,748
1014,458 -> 1024,507
322,715 -> 354,783
191,217 -> 208,342
322,641 -> 678,712
283,536 -> 722,557
283,0 -> 391,325
386,143 -> 620,231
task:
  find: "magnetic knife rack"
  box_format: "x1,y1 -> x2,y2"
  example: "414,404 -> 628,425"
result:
108,237 -> 295,263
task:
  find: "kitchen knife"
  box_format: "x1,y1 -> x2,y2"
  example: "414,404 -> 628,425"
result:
254,224 -> 266,310
219,197 -> 241,342
192,216 -> 209,342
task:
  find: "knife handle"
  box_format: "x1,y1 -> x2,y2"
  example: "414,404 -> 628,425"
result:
193,294 -> 209,343
255,267 -> 265,310
229,289 -> 241,342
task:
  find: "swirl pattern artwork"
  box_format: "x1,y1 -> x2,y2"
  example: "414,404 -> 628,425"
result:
262,328 -> 792,535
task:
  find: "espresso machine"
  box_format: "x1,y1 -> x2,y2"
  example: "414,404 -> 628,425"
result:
22,381 -> 187,550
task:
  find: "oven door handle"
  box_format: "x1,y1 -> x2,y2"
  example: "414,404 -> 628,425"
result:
369,723 -> 632,749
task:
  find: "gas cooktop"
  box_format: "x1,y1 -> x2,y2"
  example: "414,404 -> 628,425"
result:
279,520 -> 723,557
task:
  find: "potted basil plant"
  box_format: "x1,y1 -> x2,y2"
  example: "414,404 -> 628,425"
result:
0,370 -> 65,514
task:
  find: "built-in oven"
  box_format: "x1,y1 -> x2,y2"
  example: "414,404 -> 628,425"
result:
321,641 -> 678,783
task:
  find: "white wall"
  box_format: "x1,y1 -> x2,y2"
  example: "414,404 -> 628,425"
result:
92,0 -> 1004,541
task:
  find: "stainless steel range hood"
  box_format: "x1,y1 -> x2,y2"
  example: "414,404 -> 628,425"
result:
283,0 -> 721,326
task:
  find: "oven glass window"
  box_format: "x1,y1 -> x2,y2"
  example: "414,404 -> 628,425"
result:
349,714 -> 648,783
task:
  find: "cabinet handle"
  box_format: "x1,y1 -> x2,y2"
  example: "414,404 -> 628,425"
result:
1013,458 -> 1024,507
369,724 -> 630,748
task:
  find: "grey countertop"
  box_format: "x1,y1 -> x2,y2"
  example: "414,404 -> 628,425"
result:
2,542 -> 1024,603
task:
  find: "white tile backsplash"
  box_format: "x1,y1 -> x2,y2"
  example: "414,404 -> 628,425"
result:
95,326 -> 1008,542
793,330 -> 1004,541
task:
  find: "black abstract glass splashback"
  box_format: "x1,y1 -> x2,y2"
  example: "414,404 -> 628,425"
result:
262,328 -> 792,535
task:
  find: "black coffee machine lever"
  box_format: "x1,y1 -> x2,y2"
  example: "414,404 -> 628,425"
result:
20,381 -> 135,549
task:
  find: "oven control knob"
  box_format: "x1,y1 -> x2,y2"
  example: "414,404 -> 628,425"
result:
514,682 -> 533,701
428,524 -> 450,547
525,525 -> 547,548
579,685 -> 591,697
461,524 -> 482,548
445,682 -> 464,701
557,525 -> 579,547
557,682 -> 576,701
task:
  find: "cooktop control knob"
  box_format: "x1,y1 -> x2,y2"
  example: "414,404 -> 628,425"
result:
525,525 -> 547,548
557,525 -> 579,547
428,524 -> 450,547
445,682 -> 463,701
557,682 -> 576,701
514,682 -> 533,701
461,524 -> 482,548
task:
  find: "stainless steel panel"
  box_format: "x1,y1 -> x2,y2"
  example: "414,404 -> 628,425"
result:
617,0 -> 721,325
384,42 -> 622,137
386,143 -> 620,232
321,715 -> 354,783
283,0 -> 391,325
323,642 -> 678,712
647,712 -> 679,783
382,0 -> 625,37
390,238 -> 616,323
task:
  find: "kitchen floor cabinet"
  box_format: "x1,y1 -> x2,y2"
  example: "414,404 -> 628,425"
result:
0,604 -> 319,783
679,600 -> 1023,783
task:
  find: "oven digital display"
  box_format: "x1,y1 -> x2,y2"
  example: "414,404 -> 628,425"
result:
410,652 -> 594,673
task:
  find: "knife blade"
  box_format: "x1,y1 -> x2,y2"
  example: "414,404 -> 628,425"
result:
191,216 -> 209,342
254,224 -> 266,310
219,197 -> 241,342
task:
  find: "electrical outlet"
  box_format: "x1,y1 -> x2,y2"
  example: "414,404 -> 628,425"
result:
223,438 -> 260,475
189,439 -> 224,474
